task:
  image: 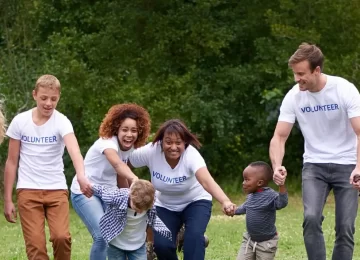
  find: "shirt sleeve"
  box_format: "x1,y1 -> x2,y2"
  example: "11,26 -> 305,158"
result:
235,202 -> 246,215
186,146 -> 207,175
97,138 -> 118,154
278,89 -> 296,123
6,115 -> 21,140
129,142 -> 152,168
343,83 -> 360,118
147,208 -> 172,240
92,185 -> 129,208
58,114 -> 74,137
274,192 -> 288,210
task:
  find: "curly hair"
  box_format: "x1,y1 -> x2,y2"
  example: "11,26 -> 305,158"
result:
99,103 -> 151,148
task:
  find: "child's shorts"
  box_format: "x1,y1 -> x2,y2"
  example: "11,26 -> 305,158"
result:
236,232 -> 279,260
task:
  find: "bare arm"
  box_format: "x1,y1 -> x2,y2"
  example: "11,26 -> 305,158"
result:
4,138 -> 20,223
269,121 -> 293,169
349,117 -> 360,188
103,148 -> 138,183
64,133 -> 92,197
196,167 -> 235,215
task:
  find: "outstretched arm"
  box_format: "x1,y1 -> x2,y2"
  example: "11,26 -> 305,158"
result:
275,185 -> 288,210
196,167 -> 236,215
234,202 -> 246,215
269,122 -> 293,185
147,209 -> 172,241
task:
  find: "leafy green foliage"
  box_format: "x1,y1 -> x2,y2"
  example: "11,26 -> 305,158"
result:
1,0 -> 360,189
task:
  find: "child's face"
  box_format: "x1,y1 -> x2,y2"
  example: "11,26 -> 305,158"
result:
242,166 -> 263,194
32,87 -> 60,118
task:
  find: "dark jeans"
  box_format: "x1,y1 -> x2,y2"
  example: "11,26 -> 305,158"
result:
302,163 -> 358,260
154,199 -> 212,260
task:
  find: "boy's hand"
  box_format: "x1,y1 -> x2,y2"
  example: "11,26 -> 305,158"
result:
4,201 -> 17,223
273,166 -> 287,186
78,176 -> 93,198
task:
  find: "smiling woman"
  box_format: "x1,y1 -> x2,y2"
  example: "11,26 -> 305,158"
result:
70,103 -> 151,260
129,119 -> 236,260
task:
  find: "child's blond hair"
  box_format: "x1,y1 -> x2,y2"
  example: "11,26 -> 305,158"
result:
130,180 -> 155,211
35,74 -> 61,92
0,102 -> 6,144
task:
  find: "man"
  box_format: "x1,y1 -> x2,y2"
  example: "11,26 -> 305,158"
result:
269,43 -> 360,260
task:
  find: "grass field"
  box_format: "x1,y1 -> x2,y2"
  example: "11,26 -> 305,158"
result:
1,194 -> 360,260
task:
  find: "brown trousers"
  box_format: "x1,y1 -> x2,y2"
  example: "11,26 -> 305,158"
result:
17,189 -> 71,260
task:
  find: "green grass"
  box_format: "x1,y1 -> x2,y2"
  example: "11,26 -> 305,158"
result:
1,195 -> 360,259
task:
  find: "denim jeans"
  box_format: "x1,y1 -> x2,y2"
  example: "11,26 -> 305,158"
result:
71,192 -> 107,260
302,163 -> 358,260
107,243 -> 146,260
154,199 -> 212,260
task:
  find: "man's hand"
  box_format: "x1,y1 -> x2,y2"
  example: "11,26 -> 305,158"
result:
4,201 -> 17,223
78,176 -> 93,198
273,166 -> 287,185
350,168 -> 360,190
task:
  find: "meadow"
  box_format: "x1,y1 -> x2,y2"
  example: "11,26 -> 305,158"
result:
1,194 -> 360,260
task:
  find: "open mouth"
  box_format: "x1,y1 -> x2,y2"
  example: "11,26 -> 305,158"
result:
122,140 -> 133,146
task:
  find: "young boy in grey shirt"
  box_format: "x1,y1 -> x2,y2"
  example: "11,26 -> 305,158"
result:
234,161 -> 288,260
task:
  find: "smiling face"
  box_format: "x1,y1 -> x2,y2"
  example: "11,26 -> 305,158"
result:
117,118 -> 138,151
162,132 -> 185,165
32,87 -> 60,118
242,166 -> 264,194
291,60 -> 321,92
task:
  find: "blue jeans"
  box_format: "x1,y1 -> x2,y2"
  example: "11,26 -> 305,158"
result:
154,199 -> 212,260
71,192 -> 107,260
302,163 -> 358,260
107,243 -> 146,260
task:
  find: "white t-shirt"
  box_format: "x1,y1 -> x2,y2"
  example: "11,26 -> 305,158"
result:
279,74 -> 360,164
71,136 -> 133,194
6,109 -> 74,189
110,208 -> 147,250
129,142 -> 212,211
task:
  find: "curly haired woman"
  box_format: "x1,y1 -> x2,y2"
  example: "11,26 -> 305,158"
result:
70,103 -> 151,260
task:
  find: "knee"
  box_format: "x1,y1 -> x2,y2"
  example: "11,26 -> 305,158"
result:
154,239 -> 176,256
93,234 -> 107,247
303,213 -> 323,229
51,232 -> 71,245
335,222 -> 355,237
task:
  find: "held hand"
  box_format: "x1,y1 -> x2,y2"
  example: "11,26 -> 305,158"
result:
4,201 -> 17,223
273,166 -> 287,186
222,200 -> 236,217
349,168 -> 360,190
78,176 -> 93,198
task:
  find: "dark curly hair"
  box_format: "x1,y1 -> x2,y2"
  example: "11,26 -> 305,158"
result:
99,103 -> 151,148
152,119 -> 201,149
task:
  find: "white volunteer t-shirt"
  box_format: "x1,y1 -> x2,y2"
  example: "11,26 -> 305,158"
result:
6,109 -> 74,189
110,208 -> 147,250
129,142 -> 212,211
279,74 -> 360,164
71,136 -> 133,194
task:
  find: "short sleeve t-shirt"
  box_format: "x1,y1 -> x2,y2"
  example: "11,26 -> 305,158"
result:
129,142 -> 212,211
6,109 -> 74,189
278,74 -> 360,164
71,136 -> 133,194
